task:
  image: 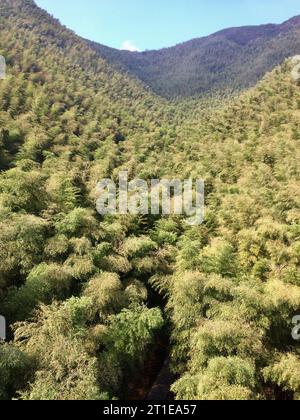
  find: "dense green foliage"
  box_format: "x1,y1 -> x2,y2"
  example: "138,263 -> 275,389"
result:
0,0 -> 300,401
90,17 -> 300,98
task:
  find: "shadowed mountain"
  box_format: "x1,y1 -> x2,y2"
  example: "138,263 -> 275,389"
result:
89,16 -> 300,98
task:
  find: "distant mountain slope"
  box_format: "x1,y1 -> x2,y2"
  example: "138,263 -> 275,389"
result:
89,16 -> 300,98
0,0 -> 174,169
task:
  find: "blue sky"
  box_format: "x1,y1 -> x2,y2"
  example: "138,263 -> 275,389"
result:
35,0 -> 300,51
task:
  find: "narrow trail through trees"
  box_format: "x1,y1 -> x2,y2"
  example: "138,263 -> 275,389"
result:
126,333 -> 175,401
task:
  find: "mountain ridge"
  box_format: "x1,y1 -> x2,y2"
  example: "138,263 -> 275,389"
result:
8,0 -> 300,99
88,15 -> 300,98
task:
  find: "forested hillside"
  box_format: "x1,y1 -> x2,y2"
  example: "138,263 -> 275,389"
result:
0,0 -> 300,401
90,16 -> 300,98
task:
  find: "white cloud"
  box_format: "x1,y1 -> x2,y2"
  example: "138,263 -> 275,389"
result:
120,40 -> 140,52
